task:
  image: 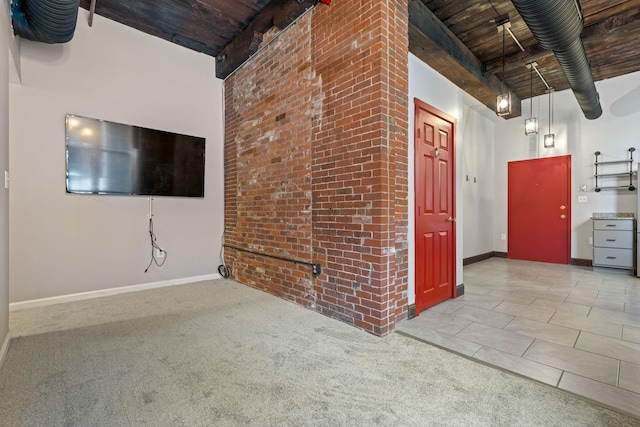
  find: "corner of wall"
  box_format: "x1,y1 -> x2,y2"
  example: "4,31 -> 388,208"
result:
0,331 -> 11,369
8,37 -> 21,85
4,0 -> 21,85
1,0 -> 13,359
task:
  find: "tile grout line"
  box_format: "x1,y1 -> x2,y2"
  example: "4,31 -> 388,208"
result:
572,329 -> 581,348
453,321 -> 474,337
519,336 -> 536,358
502,313 -> 517,330
556,370 -> 565,387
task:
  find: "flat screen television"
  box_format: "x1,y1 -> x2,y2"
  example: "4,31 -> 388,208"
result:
65,114 -> 205,197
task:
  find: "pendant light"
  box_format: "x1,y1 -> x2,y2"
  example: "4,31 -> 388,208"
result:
496,20 -> 511,116
544,88 -> 555,148
524,62 -> 539,135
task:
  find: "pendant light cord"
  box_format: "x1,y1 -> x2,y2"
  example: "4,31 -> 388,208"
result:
502,29 -> 506,90
548,90 -> 553,134
529,65 -> 534,117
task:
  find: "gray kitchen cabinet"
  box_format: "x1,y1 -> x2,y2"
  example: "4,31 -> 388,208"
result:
592,217 -> 635,273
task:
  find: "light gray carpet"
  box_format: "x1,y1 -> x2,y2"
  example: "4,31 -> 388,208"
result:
1,279 -> 639,426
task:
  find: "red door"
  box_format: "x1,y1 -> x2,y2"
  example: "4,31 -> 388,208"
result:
508,155 -> 571,264
414,99 -> 456,314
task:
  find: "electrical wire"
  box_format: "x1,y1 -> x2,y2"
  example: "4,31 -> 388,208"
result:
487,0 -> 501,18
217,231 -> 231,279
502,28 -> 506,88
144,216 -> 167,273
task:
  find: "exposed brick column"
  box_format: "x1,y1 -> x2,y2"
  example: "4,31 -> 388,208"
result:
224,0 -> 409,336
223,18 -> 317,305
310,0 -> 409,335
390,0 -> 410,329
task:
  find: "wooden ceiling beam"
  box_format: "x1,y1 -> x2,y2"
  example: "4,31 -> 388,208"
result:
408,0 -> 521,118
216,0 -> 318,79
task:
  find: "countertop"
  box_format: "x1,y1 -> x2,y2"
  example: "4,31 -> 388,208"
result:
591,212 -> 635,220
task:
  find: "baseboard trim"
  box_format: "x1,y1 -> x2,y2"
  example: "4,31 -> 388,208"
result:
408,304 -> 416,319
9,273 -> 222,311
463,252 -> 494,266
463,253 -> 593,267
571,258 -> 592,267
456,283 -> 465,297
0,331 -> 11,370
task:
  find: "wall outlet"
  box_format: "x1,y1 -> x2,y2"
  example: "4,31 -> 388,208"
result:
578,196 -> 587,203
501,233 -> 506,241
156,248 -> 165,258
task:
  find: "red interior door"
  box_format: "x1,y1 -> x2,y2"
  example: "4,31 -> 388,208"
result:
508,155 -> 571,264
414,99 -> 456,314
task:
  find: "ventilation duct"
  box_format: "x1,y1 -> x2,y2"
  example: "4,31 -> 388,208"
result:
511,0 -> 602,120
11,0 -> 80,44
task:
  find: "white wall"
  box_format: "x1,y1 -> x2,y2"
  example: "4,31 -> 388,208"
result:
494,71 -> 640,259
462,101 -> 496,258
9,10 -> 224,302
0,0 -> 14,349
408,54 -> 497,303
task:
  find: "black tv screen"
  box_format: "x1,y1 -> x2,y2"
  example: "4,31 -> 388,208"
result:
65,114 -> 205,197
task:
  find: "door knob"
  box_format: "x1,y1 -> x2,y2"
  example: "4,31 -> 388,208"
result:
448,217 -> 456,223
560,214 -> 566,219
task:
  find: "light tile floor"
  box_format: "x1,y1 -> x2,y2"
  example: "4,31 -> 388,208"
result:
396,257 -> 640,419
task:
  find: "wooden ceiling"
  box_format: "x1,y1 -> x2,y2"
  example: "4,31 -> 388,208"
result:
79,0 -> 640,117
78,0 -> 271,56
78,0 -> 319,78
411,0 -> 640,117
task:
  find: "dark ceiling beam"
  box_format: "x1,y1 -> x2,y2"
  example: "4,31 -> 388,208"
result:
408,0 -> 521,119
484,7 -> 640,75
216,0 -> 318,79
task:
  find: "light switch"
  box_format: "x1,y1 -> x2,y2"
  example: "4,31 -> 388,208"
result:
578,196 -> 587,203
4,171 -> 8,189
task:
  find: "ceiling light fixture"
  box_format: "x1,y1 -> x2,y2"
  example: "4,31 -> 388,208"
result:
544,88 -> 555,148
496,19 -> 512,117
525,62 -> 539,136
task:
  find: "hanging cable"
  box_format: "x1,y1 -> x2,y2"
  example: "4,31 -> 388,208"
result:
144,197 -> 167,273
548,91 -> 551,134
502,28 -> 506,91
217,232 -> 231,279
529,64 -> 534,116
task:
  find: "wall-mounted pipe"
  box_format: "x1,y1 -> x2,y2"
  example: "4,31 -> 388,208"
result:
511,0 -> 602,119
11,0 -> 80,44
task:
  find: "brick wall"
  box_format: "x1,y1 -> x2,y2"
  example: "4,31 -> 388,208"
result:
224,0 -> 409,336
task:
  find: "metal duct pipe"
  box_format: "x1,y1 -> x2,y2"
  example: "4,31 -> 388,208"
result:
11,0 -> 80,44
511,0 -> 602,119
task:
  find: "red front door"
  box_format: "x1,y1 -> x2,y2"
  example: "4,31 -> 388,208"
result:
414,99 -> 456,314
508,155 -> 571,264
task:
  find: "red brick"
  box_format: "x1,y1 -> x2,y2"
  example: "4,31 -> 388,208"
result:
224,0 -> 409,337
